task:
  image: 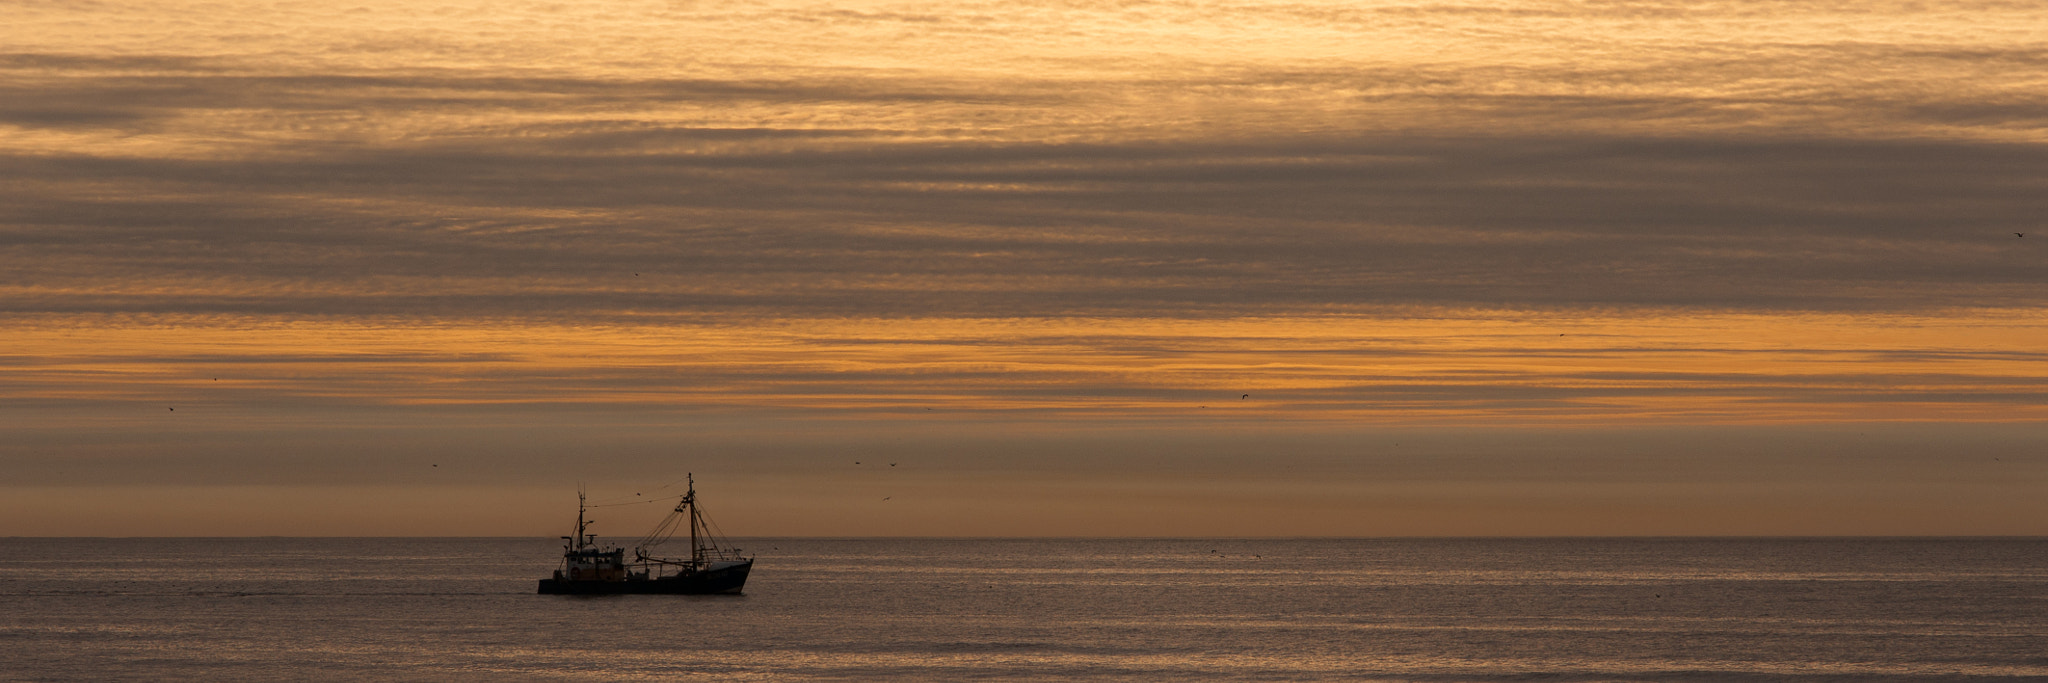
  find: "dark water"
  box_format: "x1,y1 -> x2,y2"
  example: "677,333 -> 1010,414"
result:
2,538 -> 2044,681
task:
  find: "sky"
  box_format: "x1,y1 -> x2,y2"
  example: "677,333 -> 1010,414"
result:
3,0 -> 2045,536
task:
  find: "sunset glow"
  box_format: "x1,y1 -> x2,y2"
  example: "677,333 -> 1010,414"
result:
10,311 -> 2048,422
4,0 -> 2045,535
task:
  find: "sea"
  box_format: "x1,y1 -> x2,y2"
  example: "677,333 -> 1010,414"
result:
2,538 -> 2043,681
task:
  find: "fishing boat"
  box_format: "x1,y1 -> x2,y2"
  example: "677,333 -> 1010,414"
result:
537,474 -> 753,595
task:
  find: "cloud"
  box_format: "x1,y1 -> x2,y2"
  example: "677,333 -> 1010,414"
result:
4,130 -> 2044,318
10,0 -> 2048,536
6,2 -> 2047,405
5,314 -> 2045,427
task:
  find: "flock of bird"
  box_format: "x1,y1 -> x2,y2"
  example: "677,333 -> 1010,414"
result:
852,460 -> 902,501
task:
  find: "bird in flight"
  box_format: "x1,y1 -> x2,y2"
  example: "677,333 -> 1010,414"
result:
889,462 -> 897,467
2018,233 -> 2026,237
1240,394 -> 1249,400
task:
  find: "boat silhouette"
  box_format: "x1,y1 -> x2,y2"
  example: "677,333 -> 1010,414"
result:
537,474 -> 753,595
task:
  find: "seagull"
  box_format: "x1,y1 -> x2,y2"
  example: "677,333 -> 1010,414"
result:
854,461 -> 861,465
1241,394 -> 1249,400
167,407 -> 174,411
2017,233 -> 2026,237
890,462 -> 897,467
882,497 -> 891,501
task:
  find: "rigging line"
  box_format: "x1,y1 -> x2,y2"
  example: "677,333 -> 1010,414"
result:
591,483 -> 694,505
589,475 -> 690,505
700,511 -> 732,551
588,494 -> 687,508
637,507 -> 685,549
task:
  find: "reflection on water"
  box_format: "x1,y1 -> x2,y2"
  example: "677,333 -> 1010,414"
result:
2,538 -> 2043,680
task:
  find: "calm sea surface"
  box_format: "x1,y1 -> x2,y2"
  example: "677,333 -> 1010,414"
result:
2,538 -> 2043,681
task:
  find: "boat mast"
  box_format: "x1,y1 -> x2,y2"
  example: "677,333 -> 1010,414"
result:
575,489 -> 590,550
562,488 -> 592,553
687,473 -> 700,568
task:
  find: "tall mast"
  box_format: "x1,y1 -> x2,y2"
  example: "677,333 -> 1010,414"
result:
575,489 -> 588,550
687,473 -> 700,568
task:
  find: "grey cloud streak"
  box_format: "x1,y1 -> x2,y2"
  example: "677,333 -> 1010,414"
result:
4,132 -> 2044,319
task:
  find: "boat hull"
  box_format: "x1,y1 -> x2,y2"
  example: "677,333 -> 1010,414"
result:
537,560 -> 752,595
